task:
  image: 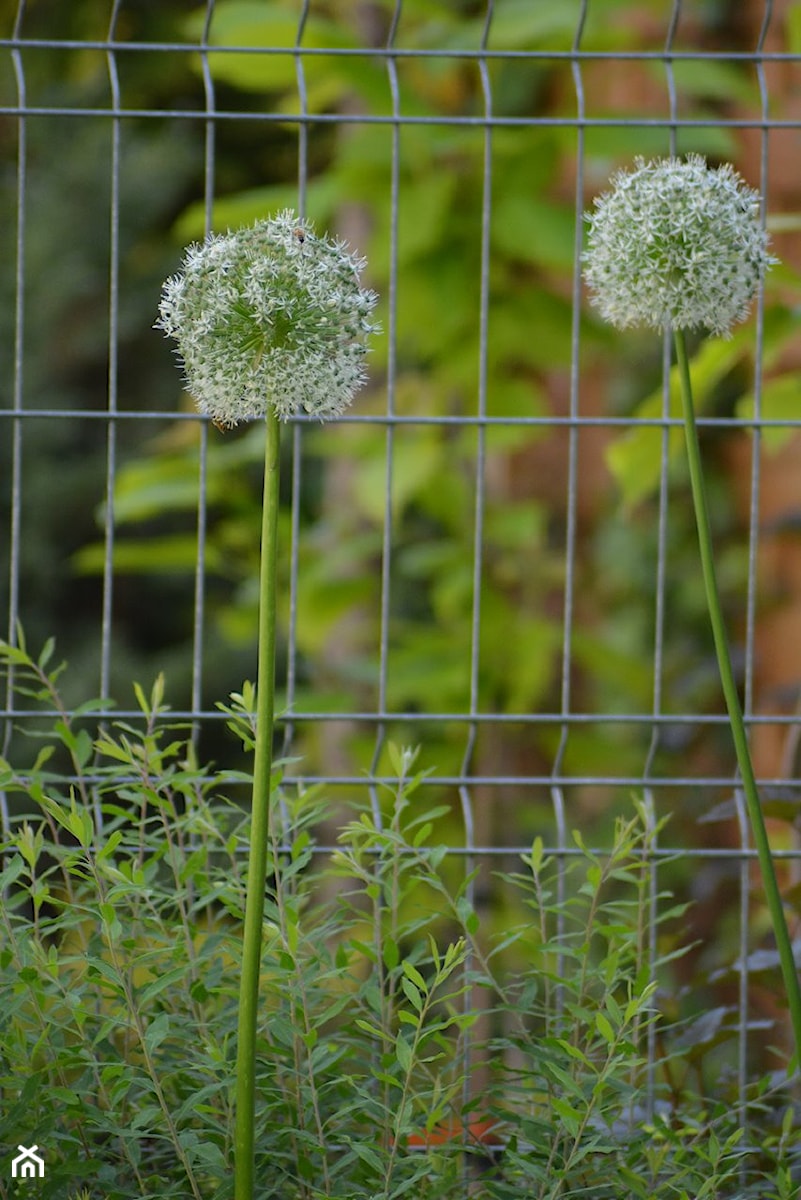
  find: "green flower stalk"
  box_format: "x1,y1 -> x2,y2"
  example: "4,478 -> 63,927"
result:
583,155 -> 801,1067
157,210 -> 378,1199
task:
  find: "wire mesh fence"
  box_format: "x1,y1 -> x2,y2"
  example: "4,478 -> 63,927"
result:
2,0 -> 801,1182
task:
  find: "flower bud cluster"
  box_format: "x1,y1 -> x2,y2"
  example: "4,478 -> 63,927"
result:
582,155 -> 776,338
157,210 -> 379,425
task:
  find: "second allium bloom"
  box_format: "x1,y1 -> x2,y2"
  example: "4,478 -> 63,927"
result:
157,210 -> 379,426
583,154 -> 776,338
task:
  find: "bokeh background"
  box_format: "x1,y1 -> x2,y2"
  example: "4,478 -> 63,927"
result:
2,0 -> 801,1096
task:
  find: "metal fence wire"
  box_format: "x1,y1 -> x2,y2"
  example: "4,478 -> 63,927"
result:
2,0 -> 801,1162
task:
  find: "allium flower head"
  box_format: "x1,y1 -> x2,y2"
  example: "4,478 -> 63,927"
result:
582,154 -> 777,338
156,210 -> 379,425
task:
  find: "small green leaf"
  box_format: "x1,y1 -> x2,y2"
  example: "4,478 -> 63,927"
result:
346,1140 -> 384,1173
138,966 -> 189,1006
456,896 -> 479,936
558,1039 -> 592,1066
382,936 -> 399,971
47,1086 -> 80,1106
86,956 -> 124,991
0,855 -> 25,890
354,1019 -> 389,1042
144,1012 -> 170,1052
37,636 -> 55,669
94,734 -> 135,764
412,821 -> 432,847
67,800 -> 95,850
99,903 -> 122,943
56,721 -> 94,768
32,745 -> 55,773
400,977 -> 423,1013
551,1095 -> 581,1135
595,1011 -> 616,1044
402,961 -> 427,994
395,1032 -> 413,1073
96,829 -> 123,864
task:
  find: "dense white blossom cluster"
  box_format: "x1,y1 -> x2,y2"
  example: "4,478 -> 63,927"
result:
156,210 -> 379,425
582,155 -> 776,338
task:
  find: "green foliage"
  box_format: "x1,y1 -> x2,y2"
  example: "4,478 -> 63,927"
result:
1,640 -> 798,1197
66,0 -> 801,795
5,2 -> 801,1192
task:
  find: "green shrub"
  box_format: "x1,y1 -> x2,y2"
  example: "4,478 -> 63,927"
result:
0,638 -> 796,1198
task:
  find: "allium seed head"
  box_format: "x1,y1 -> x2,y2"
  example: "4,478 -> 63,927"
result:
156,210 -> 380,426
582,155 -> 777,338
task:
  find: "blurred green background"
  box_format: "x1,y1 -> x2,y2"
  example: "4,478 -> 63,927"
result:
2,0 -> 801,1069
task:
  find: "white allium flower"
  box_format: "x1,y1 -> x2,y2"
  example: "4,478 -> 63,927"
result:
582,155 -> 777,338
156,210 -> 380,425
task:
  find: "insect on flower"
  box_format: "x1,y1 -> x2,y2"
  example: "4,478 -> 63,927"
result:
292,227 -> 306,246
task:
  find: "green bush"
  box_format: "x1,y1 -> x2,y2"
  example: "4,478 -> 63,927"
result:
0,638 -> 797,1198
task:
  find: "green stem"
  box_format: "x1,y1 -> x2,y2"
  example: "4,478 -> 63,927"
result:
235,408 -> 281,1200
674,329 -> 801,1067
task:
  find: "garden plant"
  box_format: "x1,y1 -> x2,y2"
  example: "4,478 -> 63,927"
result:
156,209 -> 379,1199
1,640 -> 796,1197
583,153 -> 801,1068
0,149 -> 800,1195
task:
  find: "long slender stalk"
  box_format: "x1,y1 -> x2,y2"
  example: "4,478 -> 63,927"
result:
674,329 -> 801,1066
235,407 -> 281,1200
